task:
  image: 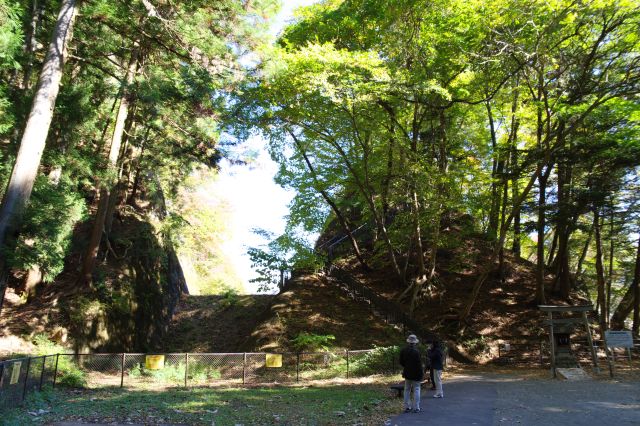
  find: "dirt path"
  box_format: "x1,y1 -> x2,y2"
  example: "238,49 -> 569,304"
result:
389,373 -> 640,426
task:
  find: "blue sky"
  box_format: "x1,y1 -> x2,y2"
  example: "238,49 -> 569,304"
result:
215,0 -> 318,293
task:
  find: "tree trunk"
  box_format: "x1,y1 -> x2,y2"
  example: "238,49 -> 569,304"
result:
0,0 -> 79,313
593,208 -> 607,338
22,0 -> 47,91
460,149 -> 550,321
631,233 -> 639,335
606,208 -> 614,328
547,231 -> 558,267
553,123 -> 572,300
498,158 -> 510,284
486,102 -> 500,240
104,116 -> 137,238
575,225 -> 593,278
79,45 -> 139,286
509,79 -> 521,257
536,170 -> 549,305
512,154 -> 521,257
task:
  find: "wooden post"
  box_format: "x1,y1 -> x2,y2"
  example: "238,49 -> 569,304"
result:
296,354 -> 300,382
539,340 -> 544,366
38,356 -> 46,390
120,353 -> 125,388
184,353 -> 189,387
52,354 -> 59,388
21,357 -> 32,402
242,353 -> 246,385
346,350 -> 350,379
548,312 -> 556,378
583,312 -> 599,374
604,334 -> 614,378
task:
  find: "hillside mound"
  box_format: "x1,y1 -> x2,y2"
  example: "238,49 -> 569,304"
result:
332,231 -> 592,360
245,274 -> 402,352
160,293 -> 275,352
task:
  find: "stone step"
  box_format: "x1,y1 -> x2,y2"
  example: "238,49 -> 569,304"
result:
556,367 -> 592,380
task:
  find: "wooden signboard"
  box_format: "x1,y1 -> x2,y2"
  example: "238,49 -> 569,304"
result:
605,331 -> 634,348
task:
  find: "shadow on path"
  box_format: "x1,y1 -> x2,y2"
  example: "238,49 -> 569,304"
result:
389,375 -> 497,426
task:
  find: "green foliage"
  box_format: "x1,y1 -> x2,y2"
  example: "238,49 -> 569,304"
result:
349,346 -> 399,377
0,0 -> 22,70
6,176 -> 87,282
218,288 -> 240,309
290,332 -> 336,353
460,336 -> 490,357
248,231 -> 322,292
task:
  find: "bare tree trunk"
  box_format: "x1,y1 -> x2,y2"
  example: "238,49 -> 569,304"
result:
288,130 -> 369,270
593,208 -> 607,338
79,45 -> 139,286
0,0 -> 79,314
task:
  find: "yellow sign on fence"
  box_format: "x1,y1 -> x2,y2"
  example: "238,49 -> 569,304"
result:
145,355 -> 165,370
265,354 -> 282,368
10,361 -> 21,385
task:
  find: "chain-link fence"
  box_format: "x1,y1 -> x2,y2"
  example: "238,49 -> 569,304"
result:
0,348 -> 407,411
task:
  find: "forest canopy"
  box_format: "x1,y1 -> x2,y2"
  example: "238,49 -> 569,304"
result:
239,0 -> 640,330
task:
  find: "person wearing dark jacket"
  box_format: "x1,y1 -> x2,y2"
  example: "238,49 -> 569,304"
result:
428,341 -> 444,398
425,344 -> 435,390
399,334 -> 423,413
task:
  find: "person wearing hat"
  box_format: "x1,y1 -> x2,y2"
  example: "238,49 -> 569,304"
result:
399,334 -> 424,413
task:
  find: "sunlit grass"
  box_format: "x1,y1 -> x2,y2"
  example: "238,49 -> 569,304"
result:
4,379 -> 400,425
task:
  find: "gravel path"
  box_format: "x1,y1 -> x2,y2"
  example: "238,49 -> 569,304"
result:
389,373 -> 640,426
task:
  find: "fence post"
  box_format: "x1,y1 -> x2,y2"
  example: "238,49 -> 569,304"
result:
0,361 -> 5,392
184,353 -> 189,388
120,353 -> 125,388
38,356 -> 46,390
346,350 -> 350,379
296,353 -> 300,382
52,354 -> 59,388
242,353 -> 246,385
21,357 -> 32,403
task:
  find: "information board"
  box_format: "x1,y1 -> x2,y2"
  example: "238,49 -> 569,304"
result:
605,330 -> 634,348
265,354 -> 282,368
10,361 -> 21,385
145,355 -> 165,370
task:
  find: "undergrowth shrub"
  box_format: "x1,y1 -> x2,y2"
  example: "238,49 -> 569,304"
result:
350,346 -> 400,377
290,332 -> 335,352
32,334 -> 87,388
